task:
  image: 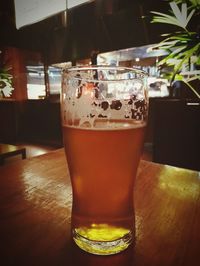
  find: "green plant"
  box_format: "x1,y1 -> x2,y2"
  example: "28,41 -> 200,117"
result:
0,50 -> 14,98
150,0 -> 200,98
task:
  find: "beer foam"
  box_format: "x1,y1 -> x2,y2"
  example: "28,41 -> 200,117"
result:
64,120 -> 146,131
62,68 -> 148,128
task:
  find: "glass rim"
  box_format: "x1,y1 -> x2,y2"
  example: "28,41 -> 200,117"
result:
63,65 -> 148,81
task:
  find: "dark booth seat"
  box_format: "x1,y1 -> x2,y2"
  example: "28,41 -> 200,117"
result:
153,98 -> 200,171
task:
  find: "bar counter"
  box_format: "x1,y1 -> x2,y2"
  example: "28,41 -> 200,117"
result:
0,149 -> 199,266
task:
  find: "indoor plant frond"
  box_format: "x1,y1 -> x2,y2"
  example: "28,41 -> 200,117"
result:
150,1 -> 200,98
171,0 -> 200,11
151,2 -> 195,30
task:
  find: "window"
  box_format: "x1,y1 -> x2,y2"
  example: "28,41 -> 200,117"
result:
49,62 -> 72,95
48,66 -> 62,95
26,65 -> 46,99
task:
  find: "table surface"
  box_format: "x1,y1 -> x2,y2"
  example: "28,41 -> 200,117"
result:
0,144 -> 24,154
0,144 -> 26,165
0,143 -> 26,158
0,149 -> 199,266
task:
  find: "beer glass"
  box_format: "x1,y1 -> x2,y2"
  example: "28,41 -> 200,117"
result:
61,66 -> 148,255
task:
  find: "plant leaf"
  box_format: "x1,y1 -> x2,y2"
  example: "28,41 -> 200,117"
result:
170,2 -> 187,27
152,2 -> 194,30
186,9 -> 195,24
151,11 -> 182,27
186,75 -> 200,82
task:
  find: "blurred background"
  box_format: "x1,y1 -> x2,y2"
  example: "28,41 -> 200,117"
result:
0,0 -> 199,170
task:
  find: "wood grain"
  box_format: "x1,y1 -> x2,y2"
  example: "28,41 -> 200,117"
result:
0,149 -> 199,266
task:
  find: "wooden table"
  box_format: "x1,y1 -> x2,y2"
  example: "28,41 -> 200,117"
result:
0,149 -> 199,266
0,143 -> 26,165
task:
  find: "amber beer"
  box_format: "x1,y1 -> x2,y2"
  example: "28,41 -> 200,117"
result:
63,120 -> 146,254
61,66 -> 148,255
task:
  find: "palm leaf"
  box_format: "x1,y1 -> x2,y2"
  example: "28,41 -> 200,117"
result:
196,56 -> 200,65
170,2 -> 187,27
188,0 -> 200,7
187,75 -> 200,82
152,2 -> 195,29
187,10 -> 196,23
171,45 -> 188,56
169,35 -> 195,41
150,1 -> 200,98
151,11 -> 182,27
151,38 -> 179,49
173,43 -> 200,72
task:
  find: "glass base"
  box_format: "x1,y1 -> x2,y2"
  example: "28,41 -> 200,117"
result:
72,224 -> 133,255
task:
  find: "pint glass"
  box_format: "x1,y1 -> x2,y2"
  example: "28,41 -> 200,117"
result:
61,66 -> 148,255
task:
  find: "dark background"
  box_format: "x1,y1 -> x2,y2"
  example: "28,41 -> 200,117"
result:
0,0 -> 187,64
